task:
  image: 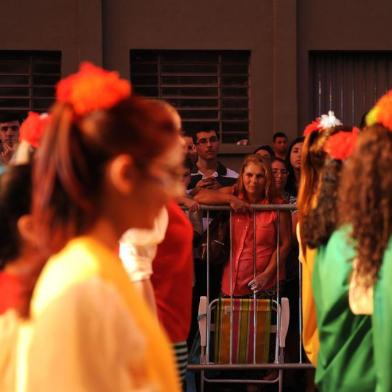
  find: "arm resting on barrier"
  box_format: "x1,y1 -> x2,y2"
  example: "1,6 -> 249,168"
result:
194,187 -> 249,212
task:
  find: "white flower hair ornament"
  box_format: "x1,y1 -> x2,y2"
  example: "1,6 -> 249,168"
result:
319,111 -> 342,129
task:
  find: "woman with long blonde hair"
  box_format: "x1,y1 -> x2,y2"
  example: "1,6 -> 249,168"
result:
195,154 -> 291,298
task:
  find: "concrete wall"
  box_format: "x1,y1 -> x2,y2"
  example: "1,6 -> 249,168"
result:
0,0 -> 102,74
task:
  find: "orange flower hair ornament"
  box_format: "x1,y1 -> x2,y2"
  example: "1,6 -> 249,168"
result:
366,90 -> 392,131
19,111 -> 50,148
10,111 -> 51,165
56,62 -> 131,116
303,111 -> 343,136
323,127 -> 359,161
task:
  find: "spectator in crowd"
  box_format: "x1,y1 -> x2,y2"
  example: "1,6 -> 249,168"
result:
271,157 -> 291,203
188,129 -> 238,192
194,154 -> 291,298
285,136 -> 304,200
272,131 -> 288,160
183,133 -> 197,163
338,92 -> 392,391
27,63 -> 182,391
181,156 -> 203,236
0,113 -> 20,165
254,144 -> 275,164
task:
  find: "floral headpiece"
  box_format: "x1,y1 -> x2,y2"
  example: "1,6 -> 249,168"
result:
303,111 -> 343,136
11,111 -> 51,165
56,62 -> 131,116
323,127 -> 359,161
366,90 -> 392,131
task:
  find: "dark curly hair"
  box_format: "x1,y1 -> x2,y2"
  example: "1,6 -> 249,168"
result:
303,158 -> 342,248
339,124 -> 392,287
298,126 -> 353,251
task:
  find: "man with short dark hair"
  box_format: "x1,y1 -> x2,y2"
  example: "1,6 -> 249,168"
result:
0,113 -> 20,164
188,129 -> 238,191
272,131 -> 288,160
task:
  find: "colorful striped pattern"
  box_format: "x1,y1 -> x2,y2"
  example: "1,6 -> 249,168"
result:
213,298 -> 271,364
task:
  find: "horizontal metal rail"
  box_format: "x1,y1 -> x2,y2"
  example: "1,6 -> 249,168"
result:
188,363 -> 313,370
197,203 -> 297,211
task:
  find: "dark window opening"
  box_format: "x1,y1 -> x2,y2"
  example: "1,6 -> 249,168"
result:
130,50 -> 250,143
0,50 -> 61,119
310,51 -> 392,126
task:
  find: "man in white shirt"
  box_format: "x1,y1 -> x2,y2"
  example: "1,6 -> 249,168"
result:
188,129 -> 238,192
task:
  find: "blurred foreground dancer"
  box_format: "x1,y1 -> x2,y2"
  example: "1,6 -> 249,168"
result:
309,127 -> 376,391
297,112 -> 343,366
27,63 -> 182,391
120,103 -> 194,387
338,91 -> 392,391
0,112 -> 49,391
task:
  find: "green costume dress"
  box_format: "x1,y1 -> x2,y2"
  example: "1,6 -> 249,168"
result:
373,237 -> 392,392
313,227 -> 376,391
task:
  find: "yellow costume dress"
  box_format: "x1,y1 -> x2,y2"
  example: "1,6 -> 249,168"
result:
26,236 -> 180,392
297,224 -> 319,366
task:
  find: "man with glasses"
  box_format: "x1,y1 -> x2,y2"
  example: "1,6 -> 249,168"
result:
188,129 -> 238,192
0,113 -> 20,165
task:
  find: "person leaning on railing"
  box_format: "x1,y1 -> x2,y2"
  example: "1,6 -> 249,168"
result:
194,154 -> 291,298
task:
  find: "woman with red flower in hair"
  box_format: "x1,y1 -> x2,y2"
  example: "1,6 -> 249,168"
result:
25,63 -> 184,391
307,126 -> 377,391
335,90 -> 392,391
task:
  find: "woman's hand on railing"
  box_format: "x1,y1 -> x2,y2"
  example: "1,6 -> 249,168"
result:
229,196 -> 250,213
179,196 -> 200,212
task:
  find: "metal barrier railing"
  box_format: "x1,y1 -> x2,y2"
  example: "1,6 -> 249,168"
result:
186,204 -> 312,392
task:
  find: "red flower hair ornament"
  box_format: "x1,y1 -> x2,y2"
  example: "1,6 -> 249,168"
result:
56,62 -> 131,116
303,120 -> 322,136
323,127 -> 359,161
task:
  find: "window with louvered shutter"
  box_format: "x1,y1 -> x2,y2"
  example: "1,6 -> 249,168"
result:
0,51 -> 61,119
310,51 -> 392,126
130,50 -> 250,143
